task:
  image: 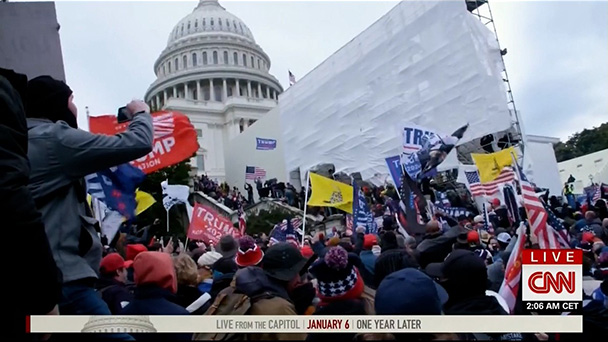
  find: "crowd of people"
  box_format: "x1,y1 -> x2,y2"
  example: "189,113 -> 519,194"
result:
193,174 -> 307,211
3,67 -> 607,341
85,194 -> 608,341
193,175 -> 249,210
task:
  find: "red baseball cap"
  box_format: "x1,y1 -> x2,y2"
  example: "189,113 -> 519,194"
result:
300,245 -> 314,258
582,232 -> 595,244
467,231 -> 480,245
100,253 -> 133,274
363,234 -> 378,250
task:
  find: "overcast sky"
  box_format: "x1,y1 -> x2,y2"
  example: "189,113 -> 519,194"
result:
54,0 -> 607,141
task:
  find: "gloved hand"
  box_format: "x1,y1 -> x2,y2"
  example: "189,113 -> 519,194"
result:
290,282 -> 316,315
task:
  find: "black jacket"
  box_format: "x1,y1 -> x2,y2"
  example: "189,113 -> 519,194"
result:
121,285 -> 191,341
171,285 -> 207,315
95,277 -> 133,315
1,73 -> 61,330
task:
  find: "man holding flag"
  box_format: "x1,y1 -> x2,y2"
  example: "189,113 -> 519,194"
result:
25,74 -> 154,323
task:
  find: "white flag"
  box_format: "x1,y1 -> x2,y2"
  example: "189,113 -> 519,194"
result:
161,180 -> 191,211
101,210 -> 124,244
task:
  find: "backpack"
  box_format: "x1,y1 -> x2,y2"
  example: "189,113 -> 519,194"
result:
192,286 -> 276,341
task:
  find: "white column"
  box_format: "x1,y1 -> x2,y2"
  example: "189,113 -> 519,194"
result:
184,83 -> 189,100
196,81 -> 201,101
155,95 -> 159,110
173,86 -> 177,98
235,79 -> 240,96
163,90 -> 167,103
209,79 -> 215,101
257,83 -> 262,98
247,81 -> 252,98
266,86 -> 270,99
222,79 -> 227,101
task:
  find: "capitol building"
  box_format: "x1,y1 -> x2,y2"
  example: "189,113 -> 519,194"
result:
81,316 -> 156,333
144,0 -> 283,181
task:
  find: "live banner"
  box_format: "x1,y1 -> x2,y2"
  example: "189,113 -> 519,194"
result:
88,111 -> 199,174
28,315 -> 582,333
188,202 -> 241,244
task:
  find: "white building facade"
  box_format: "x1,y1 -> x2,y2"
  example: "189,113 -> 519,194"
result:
145,0 -> 282,181
558,149 -> 608,194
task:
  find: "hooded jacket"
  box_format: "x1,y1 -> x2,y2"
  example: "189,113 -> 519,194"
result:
26,77 -> 153,284
234,267 -> 306,341
1,72 -> 62,335
121,252 -> 190,340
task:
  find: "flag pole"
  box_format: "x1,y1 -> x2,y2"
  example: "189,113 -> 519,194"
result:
301,171 -> 311,247
166,208 -> 170,233
510,151 -> 532,246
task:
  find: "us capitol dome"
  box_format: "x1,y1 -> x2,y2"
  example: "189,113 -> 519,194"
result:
81,316 -> 156,333
145,0 -> 283,181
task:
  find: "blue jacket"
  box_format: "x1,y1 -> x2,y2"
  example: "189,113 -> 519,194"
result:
359,250 -> 377,276
121,285 -> 191,340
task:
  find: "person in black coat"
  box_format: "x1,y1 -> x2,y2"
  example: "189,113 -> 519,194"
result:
96,253 -> 134,314
1,70 -> 62,338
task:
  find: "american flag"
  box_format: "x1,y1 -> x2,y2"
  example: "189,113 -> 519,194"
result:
592,185 -> 601,205
499,222 -> 526,313
238,206 -> 247,236
541,200 -> 570,248
245,166 -> 266,180
288,70 -> 296,86
515,164 -> 552,249
269,217 -> 303,247
465,168 -> 515,197
345,214 -> 353,230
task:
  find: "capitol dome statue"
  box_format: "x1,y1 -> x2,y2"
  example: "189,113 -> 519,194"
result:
81,316 -> 157,333
145,0 -> 283,181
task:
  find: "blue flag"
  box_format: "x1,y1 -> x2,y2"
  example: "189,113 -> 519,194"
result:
85,163 -> 146,220
352,181 -> 378,234
433,203 -> 471,219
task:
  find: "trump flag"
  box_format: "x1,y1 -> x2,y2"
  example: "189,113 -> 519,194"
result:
88,111 -> 199,174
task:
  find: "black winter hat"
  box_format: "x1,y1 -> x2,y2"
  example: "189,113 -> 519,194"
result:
380,231 -> 399,252
26,76 -> 77,128
309,246 -> 364,299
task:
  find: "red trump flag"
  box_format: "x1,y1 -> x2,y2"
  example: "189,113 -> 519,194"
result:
188,203 -> 241,244
88,111 -> 199,174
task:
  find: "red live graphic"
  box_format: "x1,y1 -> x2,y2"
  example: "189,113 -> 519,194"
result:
522,249 -> 582,265
521,249 -> 583,305
25,316 -> 30,333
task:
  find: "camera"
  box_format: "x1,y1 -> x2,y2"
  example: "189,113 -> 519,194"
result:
117,106 -> 133,123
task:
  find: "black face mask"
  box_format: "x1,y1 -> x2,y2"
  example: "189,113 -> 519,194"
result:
25,75 -> 77,128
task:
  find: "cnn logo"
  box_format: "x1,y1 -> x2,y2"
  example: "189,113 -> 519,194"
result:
528,271 -> 576,294
522,250 -> 583,301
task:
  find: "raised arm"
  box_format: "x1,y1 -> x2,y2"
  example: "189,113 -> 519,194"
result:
56,102 -> 154,178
